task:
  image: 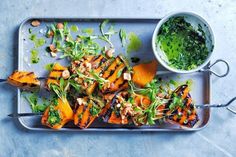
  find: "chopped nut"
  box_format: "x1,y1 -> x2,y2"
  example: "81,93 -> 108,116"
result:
84,62 -> 92,70
31,20 -> 40,27
83,82 -> 88,88
76,78 -> 83,84
56,23 -> 64,29
65,36 -> 70,41
62,69 -> 70,79
77,98 -> 84,105
105,49 -> 115,58
124,102 -> 132,108
123,72 -> 131,81
116,103 -> 121,108
121,103 -> 134,116
49,44 -> 57,53
50,52 -> 57,58
47,30 -> 54,38
74,60 -> 81,65
157,93 -> 164,98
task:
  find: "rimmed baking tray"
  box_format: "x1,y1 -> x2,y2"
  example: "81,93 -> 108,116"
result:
17,17 -> 211,131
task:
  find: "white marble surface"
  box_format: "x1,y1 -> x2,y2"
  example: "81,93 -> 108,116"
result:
0,0 -> 236,157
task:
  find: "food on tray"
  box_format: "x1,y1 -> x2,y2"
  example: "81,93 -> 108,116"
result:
8,20 -> 201,130
41,98 -> 74,129
45,63 -> 68,89
132,60 -> 158,87
74,96 -> 105,128
31,20 -> 41,27
165,85 -> 198,127
7,71 -> 40,90
156,16 -> 209,70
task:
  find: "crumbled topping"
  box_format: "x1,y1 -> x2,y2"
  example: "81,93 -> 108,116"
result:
123,72 -> 131,81
77,98 -> 84,105
62,70 -> 70,79
50,52 -> 57,58
105,49 -> 115,58
56,23 -> 64,29
31,20 -> 40,27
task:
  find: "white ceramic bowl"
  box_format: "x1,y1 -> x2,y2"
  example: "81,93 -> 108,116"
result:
152,12 -> 215,73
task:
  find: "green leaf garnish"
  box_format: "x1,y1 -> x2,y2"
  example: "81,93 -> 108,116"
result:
119,29 -> 127,47
24,93 -> 48,113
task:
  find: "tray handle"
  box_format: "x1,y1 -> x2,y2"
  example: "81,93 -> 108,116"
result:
199,59 -> 230,78
196,97 -> 236,115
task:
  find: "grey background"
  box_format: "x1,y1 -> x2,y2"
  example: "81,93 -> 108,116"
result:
0,0 -> 235,157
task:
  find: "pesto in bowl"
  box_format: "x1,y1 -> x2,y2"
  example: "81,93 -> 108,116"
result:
152,12 -> 214,73
157,17 -> 209,70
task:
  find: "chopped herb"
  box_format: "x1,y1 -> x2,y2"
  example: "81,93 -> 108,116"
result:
169,94 -> 184,110
89,105 -> 100,116
70,25 -> 79,32
127,32 -> 142,53
119,29 -> 127,47
47,106 -> 61,126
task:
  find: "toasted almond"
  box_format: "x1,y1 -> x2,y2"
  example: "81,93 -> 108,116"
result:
49,44 -> 57,53
47,30 -> 54,38
123,72 -> 131,81
62,70 -> 70,79
77,98 -> 84,105
105,49 -> 115,58
50,52 -> 57,58
116,103 -> 121,108
31,20 -> 40,27
85,62 -> 92,70
56,23 -> 64,29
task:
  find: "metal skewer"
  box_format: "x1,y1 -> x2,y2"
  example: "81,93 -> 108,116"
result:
7,97 -> 236,118
8,112 -> 43,118
195,97 -> 236,114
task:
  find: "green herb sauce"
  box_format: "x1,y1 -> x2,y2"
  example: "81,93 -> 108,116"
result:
29,34 -> 46,48
70,25 -> 79,32
127,32 -> 142,53
157,16 -> 209,70
47,106 -> 61,126
44,63 -> 54,71
31,49 -> 39,64
82,28 -> 94,35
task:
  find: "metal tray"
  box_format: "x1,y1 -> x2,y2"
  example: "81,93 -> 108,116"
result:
17,17 -> 212,131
